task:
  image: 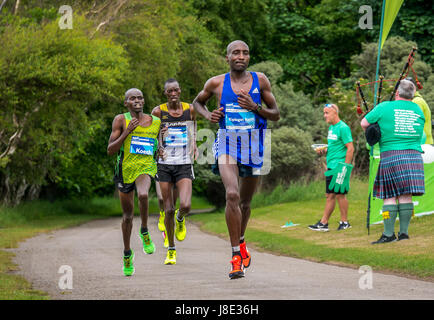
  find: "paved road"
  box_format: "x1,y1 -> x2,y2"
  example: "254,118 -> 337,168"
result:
10,215 -> 434,300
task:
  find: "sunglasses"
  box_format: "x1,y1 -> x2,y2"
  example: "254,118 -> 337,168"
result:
324,104 -> 338,112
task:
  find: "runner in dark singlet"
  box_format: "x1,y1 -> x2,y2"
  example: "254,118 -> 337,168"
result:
152,78 -> 197,265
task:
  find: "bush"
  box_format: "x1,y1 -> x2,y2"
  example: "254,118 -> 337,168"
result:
263,126 -> 316,187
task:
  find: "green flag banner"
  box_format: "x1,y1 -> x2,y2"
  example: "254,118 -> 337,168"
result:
369,144 -> 434,225
380,0 -> 404,49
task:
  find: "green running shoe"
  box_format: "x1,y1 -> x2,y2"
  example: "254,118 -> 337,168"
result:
139,232 -> 156,254
175,212 -> 186,241
164,249 -> 176,265
158,210 -> 165,232
123,250 -> 135,276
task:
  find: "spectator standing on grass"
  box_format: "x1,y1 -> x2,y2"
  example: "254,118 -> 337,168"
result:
361,80 -> 425,244
308,103 -> 354,232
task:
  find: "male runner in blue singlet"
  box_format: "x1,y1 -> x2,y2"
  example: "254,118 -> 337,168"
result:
193,40 -> 280,279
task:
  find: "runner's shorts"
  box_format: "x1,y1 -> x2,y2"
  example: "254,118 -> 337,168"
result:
156,164 -> 195,184
211,159 -> 260,178
114,175 -> 136,194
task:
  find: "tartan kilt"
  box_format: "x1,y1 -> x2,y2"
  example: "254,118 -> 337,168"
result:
373,149 -> 425,199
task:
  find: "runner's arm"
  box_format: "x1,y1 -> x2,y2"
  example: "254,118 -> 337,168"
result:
189,104 -> 198,161
257,73 -> 280,121
151,106 -> 166,158
193,77 -> 224,123
107,115 -> 132,156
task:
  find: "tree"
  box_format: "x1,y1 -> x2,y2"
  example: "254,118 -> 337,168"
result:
0,15 -> 129,205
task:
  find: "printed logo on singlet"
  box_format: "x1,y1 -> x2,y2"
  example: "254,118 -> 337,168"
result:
165,126 -> 188,147
252,87 -> 259,94
225,103 -> 255,130
130,136 -> 155,155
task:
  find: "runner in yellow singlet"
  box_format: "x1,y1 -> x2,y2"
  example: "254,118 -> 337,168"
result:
107,88 -> 161,276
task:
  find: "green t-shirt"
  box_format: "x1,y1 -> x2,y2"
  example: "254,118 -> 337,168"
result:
326,120 -> 353,169
413,92 -> 433,144
365,100 -> 425,153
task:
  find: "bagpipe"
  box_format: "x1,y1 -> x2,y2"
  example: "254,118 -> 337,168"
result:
355,47 -> 421,116
356,47 -> 422,235
355,47 -> 421,146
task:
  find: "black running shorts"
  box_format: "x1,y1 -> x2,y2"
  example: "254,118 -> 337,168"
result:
156,164 -> 195,184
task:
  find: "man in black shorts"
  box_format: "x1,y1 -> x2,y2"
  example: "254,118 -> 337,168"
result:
309,104 -> 354,232
152,78 -> 197,265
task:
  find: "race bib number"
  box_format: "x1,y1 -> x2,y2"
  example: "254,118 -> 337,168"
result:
165,126 -> 188,147
225,103 -> 255,130
130,136 -> 155,155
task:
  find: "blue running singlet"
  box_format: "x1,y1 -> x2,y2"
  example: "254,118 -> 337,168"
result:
213,72 -> 267,168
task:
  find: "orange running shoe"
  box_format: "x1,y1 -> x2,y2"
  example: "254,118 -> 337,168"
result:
229,254 -> 244,279
239,242 -> 251,268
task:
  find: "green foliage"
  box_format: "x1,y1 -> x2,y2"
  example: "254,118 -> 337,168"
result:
192,0 -> 272,63
88,0 -> 227,109
0,15 -> 129,204
263,126 -> 316,187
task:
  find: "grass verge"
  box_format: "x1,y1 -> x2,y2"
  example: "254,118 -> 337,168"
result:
190,178 -> 434,281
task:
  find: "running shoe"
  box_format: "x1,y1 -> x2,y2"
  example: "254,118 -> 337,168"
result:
139,232 -> 156,254
158,210 -> 165,232
163,230 -> 169,248
164,249 -> 176,265
229,254 -> 244,279
308,221 -> 329,232
239,241 -> 251,268
371,233 -> 397,244
123,250 -> 135,276
175,212 -> 186,241
337,221 -> 351,231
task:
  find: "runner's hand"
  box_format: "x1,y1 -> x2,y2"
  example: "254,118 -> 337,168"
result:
209,107 -> 224,123
126,118 -> 139,134
238,89 -> 256,111
158,147 -> 167,160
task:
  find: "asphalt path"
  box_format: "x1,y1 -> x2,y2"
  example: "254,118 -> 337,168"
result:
10,215 -> 434,300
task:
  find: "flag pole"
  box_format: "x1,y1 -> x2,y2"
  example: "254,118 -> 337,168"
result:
373,0 -> 386,107
367,0 -> 386,234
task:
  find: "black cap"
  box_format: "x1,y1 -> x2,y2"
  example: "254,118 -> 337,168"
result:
365,123 -> 381,146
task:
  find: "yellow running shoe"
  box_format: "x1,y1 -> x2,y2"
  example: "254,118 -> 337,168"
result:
175,212 -> 186,241
158,210 -> 165,232
163,230 -> 169,248
164,249 -> 176,265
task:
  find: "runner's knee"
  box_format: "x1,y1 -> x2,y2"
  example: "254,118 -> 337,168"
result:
137,192 -> 148,203
239,200 -> 251,213
226,190 -> 240,204
122,213 -> 134,223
